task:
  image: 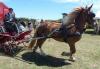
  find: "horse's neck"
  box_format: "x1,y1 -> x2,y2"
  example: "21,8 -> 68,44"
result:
75,12 -> 86,32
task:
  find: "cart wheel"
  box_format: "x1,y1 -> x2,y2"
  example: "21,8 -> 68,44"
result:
9,44 -> 19,56
4,43 -> 17,56
4,46 -> 14,56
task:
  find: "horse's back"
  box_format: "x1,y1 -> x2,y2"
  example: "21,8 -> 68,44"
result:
34,22 -> 61,37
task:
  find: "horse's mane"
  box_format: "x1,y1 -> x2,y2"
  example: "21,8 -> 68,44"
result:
63,7 -> 84,26
73,7 -> 87,32
69,7 -> 84,16
74,7 -> 84,12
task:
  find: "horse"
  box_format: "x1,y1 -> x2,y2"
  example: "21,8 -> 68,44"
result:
28,5 -> 95,61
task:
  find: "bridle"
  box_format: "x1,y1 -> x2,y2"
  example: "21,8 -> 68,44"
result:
68,8 -> 95,34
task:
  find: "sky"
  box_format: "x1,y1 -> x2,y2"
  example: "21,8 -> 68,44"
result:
0,0 -> 100,20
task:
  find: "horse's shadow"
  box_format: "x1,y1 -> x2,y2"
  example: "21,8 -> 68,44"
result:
22,52 -> 71,67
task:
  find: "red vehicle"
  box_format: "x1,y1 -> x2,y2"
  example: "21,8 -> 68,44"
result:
0,2 -> 32,56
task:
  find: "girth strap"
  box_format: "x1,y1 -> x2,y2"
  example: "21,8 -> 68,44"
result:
59,24 -> 70,42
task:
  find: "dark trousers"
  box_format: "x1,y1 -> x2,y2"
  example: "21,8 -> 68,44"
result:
59,24 -> 69,42
4,22 -> 18,34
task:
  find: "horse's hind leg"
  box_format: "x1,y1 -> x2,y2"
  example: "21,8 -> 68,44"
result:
33,39 -> 46,55
28,31 -> 37,49
68,43 -> 76,62
28,39 -> 37,49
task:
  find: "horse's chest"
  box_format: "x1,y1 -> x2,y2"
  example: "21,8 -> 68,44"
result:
67,36 -> 81,43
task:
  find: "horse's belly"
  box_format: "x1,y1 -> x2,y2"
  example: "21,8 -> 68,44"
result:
53,37 -> 65,42
67,36 -> 81,43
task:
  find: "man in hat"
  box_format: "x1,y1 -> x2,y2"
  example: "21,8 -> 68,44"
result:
4,8 -> 18,34
62,13 -> 68,25
4,8 -> 15,22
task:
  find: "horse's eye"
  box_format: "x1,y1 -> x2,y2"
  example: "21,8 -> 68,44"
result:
89,12 -> 95,17
92,13 -> 95,17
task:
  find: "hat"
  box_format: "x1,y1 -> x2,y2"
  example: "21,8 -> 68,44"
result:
62,13 -> 68,15
9,8 -> 13,11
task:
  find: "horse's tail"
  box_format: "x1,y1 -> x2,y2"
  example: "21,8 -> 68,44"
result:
28,23 -> 47,49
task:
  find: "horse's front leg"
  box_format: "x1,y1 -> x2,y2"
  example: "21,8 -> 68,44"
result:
68,43 -> 76,62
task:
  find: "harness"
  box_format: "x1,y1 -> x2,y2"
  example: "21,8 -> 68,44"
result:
59,23 -> 72,41
45,11 -> 86,42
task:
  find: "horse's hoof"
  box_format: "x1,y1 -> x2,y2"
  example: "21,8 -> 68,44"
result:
68,57 -> 76,62
32,50 -> 36,53
40,52 -> 46,56
61,52 -> 70,56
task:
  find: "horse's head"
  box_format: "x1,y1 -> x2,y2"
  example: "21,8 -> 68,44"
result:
84,4 -> 95,26
73,4 -> 95,30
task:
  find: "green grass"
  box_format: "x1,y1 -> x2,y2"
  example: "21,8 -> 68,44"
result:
0,30 -> 100,69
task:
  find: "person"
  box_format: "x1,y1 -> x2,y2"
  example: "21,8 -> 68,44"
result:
59,13 -> 70,41
40,19 -> 44,24
4,8 -> 15,22
62,13 -> 68,25
28,21 -> 33,31
20,21 -> 26,27
17,20 -> 26,33
4,8 -> 18,34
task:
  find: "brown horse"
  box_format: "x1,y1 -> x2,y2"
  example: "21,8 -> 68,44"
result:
28,5 -> 95,61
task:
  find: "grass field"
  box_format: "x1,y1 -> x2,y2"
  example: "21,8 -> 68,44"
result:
0,30 -> 100,69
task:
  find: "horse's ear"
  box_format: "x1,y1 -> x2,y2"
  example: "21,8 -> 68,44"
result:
87,4 -> 93,11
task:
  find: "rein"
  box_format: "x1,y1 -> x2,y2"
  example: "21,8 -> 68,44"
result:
74,11 -> 86,34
